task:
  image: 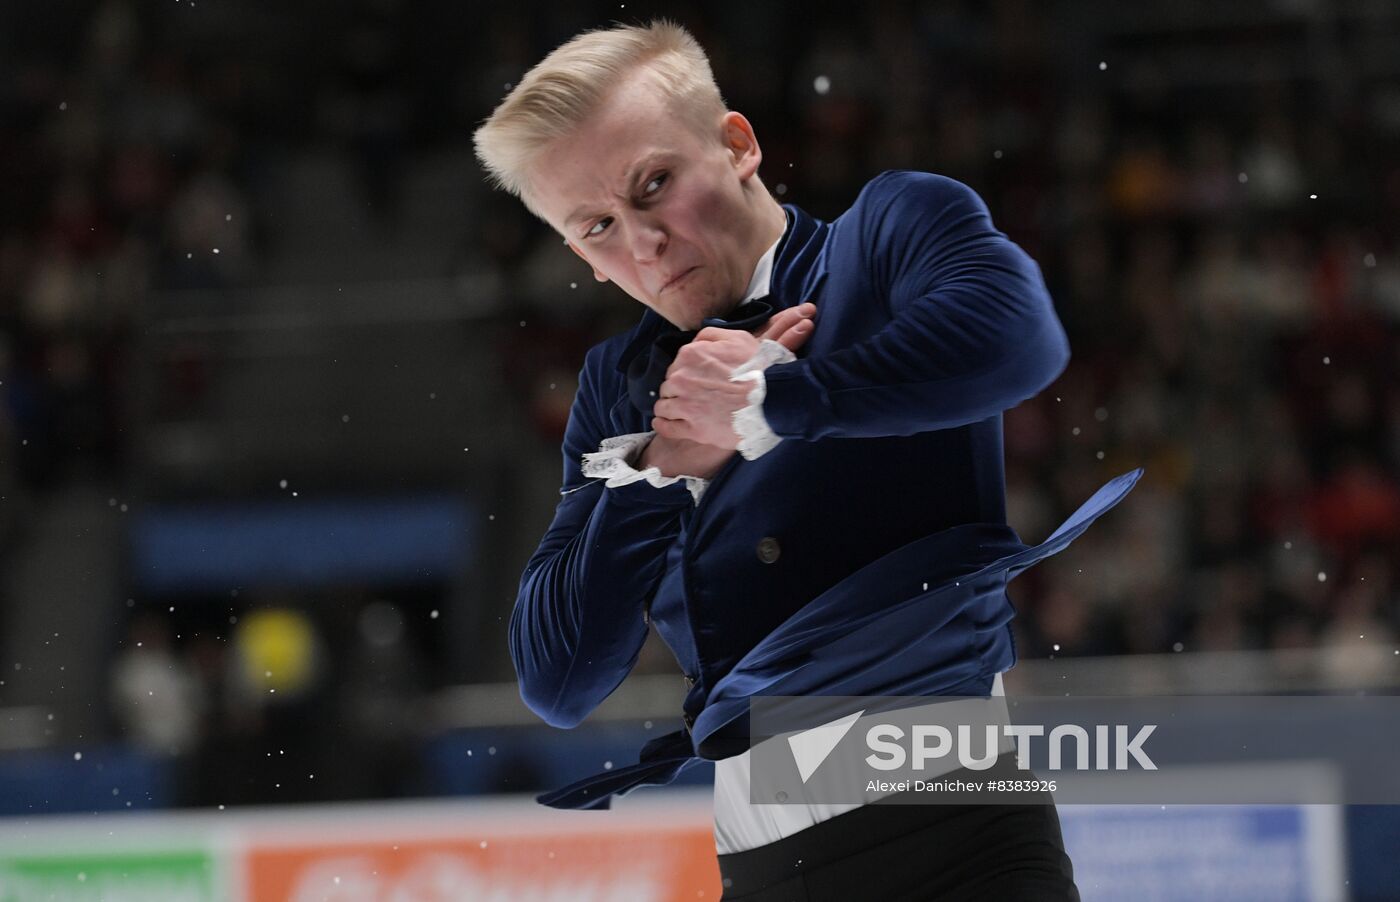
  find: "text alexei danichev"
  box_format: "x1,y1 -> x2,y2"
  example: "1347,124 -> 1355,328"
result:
866,778 -> 1058,793
868,779 -> 983,793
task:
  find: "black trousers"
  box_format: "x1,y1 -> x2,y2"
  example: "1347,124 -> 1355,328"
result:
717,762 -> 1079,901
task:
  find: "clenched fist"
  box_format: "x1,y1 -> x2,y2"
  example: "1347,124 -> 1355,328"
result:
650,301 -> 817,450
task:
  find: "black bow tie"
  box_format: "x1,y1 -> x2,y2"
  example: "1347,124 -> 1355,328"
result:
626,297 -> 777,418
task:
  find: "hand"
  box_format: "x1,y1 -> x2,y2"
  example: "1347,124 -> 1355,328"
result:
637,433 -> 735,480
753,301 -> 818,350
651,302 -> 818,448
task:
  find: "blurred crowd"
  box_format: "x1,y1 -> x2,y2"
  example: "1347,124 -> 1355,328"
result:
108,594 -> 429,805
1,0 -> 1398,804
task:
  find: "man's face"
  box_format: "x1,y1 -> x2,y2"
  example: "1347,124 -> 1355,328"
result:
525,69 -> 773,330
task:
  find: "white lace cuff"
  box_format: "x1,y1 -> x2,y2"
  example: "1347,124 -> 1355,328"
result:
580,432 -> 707,504
728,338 -> 794,461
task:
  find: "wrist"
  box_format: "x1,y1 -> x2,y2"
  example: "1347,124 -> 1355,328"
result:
728,338 -> 795,459
632,433 -> 659,470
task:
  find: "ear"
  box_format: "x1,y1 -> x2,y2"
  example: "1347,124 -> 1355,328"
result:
567,241 -> 610,283
721,111 -> 762,181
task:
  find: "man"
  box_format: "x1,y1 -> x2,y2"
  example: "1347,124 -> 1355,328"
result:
474,19 -> 1139,900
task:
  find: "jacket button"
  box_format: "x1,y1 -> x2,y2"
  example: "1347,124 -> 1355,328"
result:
756,536 -> 781,563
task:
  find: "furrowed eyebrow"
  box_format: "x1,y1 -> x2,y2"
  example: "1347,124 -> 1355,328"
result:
564,156 -> 668,228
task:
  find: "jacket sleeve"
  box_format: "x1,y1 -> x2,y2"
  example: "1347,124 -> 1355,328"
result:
510,347 -> 693,728
759,171 -> 1070,440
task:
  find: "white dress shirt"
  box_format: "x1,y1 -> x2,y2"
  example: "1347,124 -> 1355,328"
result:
713,673 -> 1007,854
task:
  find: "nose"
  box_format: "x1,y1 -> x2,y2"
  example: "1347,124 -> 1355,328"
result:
626,213 -> 666,264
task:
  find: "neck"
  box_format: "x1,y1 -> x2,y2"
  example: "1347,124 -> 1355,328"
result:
724,195 -> 787,314
755,195 -> 787,259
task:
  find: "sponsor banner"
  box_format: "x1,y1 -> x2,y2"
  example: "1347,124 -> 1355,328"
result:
750,694 -> 1397,804
243,825 -> 720,901
0,791 -> 1352,900
1060,804 -> 1346,902
0,850 -> 219,902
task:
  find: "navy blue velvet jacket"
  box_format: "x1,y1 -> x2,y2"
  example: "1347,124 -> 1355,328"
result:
512,171 -> 1141,809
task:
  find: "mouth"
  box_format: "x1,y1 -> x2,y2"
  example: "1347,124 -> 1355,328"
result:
660,267 -> 697,293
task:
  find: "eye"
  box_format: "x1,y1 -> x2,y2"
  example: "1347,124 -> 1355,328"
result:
644,172 -> 668,195
585,217 -> 612,238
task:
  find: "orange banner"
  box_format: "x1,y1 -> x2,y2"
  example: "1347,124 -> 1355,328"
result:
244,821 -> 723,901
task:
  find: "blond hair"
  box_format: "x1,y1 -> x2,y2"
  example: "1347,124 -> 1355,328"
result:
472,19 -> 728,219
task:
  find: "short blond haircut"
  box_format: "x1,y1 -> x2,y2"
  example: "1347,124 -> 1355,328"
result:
472,19 -> 728,220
